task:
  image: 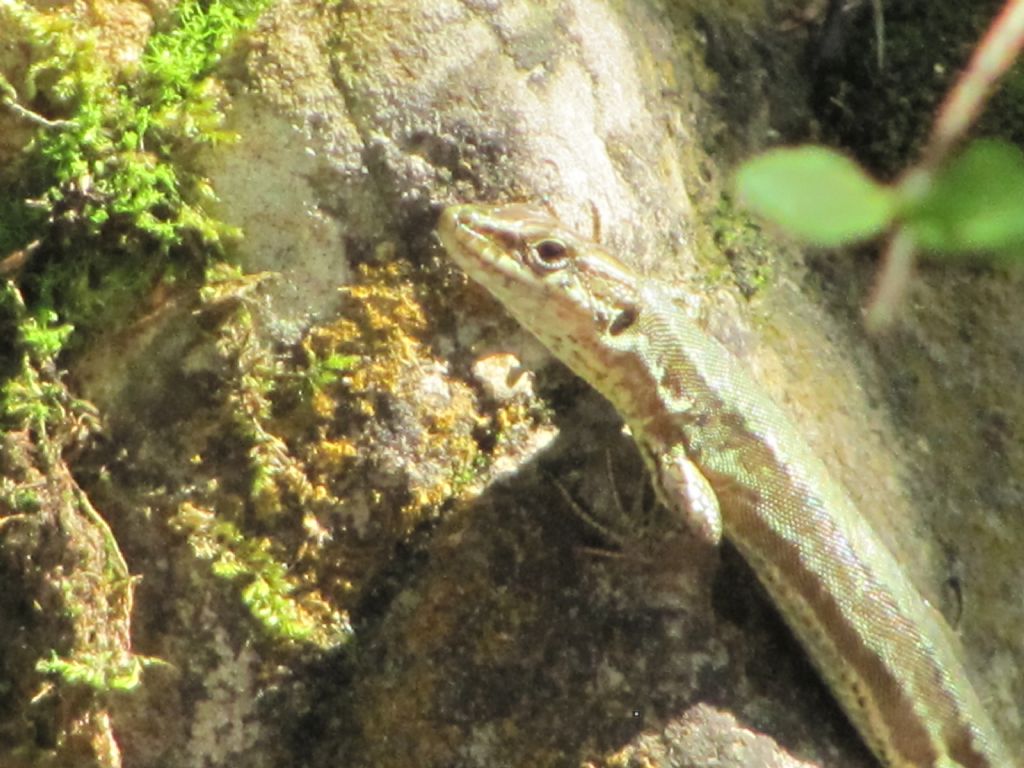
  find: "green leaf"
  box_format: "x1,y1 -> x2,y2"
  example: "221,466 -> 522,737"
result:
736,146 -> 896,246
902,139 -> 1024,256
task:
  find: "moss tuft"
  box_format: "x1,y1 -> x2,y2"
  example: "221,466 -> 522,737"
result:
1,0 -> 272,345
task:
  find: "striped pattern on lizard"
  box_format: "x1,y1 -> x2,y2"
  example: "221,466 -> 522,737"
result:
437,203 -> 1011,768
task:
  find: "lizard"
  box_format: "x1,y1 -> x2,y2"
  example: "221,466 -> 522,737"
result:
436,202 -> 1013,768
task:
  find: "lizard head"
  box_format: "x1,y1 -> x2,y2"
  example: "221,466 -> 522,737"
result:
437,204 -> 644,367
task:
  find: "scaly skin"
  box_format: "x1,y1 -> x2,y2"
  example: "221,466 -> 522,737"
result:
437,203 -> 1012,768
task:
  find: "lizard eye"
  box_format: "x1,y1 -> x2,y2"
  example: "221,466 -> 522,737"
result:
608,304 -> 639,336
528,239 -> 570,271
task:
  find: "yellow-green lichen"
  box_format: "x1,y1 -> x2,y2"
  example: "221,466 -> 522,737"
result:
306,259 -> 483,526
160,257 -> 484,649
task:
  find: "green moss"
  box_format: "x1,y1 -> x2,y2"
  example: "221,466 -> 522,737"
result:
10,487 -> 42,513
164,273 -> 357,647
449,451 -> 490,498
0,0 -> 272,345
0,282 -> 75,434
197,265 -> 309,519
36,649 -> 163,693
708,195 -> 775,298
303,351 -> 361,398
0,191 -> 38,258
172,502 -> 352,647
